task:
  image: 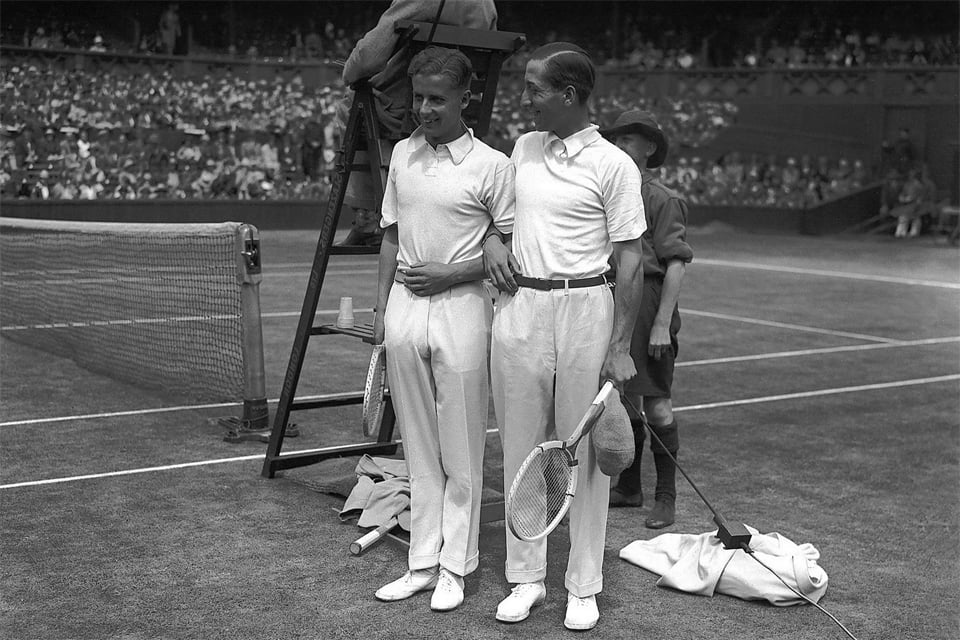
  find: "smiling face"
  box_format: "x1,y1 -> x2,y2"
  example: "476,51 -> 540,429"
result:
521,60 -> 568,133
411,73 -> 469,146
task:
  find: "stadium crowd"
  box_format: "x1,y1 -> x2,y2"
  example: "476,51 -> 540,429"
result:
0,59 -> 878,207
0,64 -> 342,201
7,1 -> 955,208
4,1 -> 957,69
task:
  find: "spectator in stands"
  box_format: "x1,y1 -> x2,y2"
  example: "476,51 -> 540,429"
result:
14,126 -> 39,170
893,127 -> 915,174
261,130 -> 281,180
300,119 -> 324,180
765,39 -> 788,67
787,39 -> 807,67
781,157 -> 800,191
90,34 -> 106,53
849,159 -> 868,188
159,3 -> 181,55
36,127 -> 59,163
31,27 -> 51,49
303,21 -> 323,59
890,168 -> 928,238
32,169 -> 51,199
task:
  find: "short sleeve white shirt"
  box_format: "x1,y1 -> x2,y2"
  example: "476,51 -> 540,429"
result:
511,125 -> 645,279
381,126 -> 515,271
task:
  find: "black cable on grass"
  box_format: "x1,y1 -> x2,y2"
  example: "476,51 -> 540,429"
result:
740,545 -> 860,640
620,395 -> 860,640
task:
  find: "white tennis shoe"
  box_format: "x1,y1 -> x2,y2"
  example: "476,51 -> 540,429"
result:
430,568 -> 464,612
564,593 -> 599,631
495,581 -> 546,622
375,569 -> 439,602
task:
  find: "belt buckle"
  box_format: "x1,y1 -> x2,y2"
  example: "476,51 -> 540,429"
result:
563,278 -> 570,296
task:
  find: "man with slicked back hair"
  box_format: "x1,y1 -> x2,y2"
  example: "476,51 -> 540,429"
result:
483,41 -> 646,632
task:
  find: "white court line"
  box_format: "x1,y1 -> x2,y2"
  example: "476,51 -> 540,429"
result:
678,336 -> 960,367
684,309 -> 903,344
269,261 -> 374,270
264,268 -> 378,278
695,258 -> 960,290
262,308 -> 375,320
2,373 -> 957,490
1,308 -> 376,332
673,374 -> 960,413
0,391 -> 358,428
3,336 -> 956,428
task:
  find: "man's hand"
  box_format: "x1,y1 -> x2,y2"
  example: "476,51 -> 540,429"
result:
600,348 -> 637,388
648,323 -> 672,360
373,310 -> 385,345
483,236 -> 519,294
403,262 -> 456,297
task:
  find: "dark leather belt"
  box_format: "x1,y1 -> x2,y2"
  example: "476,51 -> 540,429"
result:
514,272 -> 612,291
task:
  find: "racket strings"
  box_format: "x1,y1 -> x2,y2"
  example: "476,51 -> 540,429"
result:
510,448 -> 574,539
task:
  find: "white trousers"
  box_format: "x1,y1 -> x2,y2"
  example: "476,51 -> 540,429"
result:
383,281 -> 491,576
491,284 -> 614,597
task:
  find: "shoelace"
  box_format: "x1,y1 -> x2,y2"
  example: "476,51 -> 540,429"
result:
568,595 -> 593,608
436,572 -> 458,592
406,570 -> 436,585
511,583 -> 541,597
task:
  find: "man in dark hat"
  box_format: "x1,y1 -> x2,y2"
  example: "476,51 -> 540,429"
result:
599,109 -> 693,530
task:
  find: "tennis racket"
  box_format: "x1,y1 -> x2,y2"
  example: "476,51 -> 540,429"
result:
349,516 -> 398,556
362,344 -> 387,437
506,381 -> 616,542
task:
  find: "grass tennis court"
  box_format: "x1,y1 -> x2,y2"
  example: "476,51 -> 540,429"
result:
2,225 -> 958,639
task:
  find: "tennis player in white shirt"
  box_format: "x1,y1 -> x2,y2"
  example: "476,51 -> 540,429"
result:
483,41 -> 646,631
372,46 -> 515,612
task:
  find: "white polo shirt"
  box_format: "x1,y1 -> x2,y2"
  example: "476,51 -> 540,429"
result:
381,126 -> 515,271
511,125 -> 645,279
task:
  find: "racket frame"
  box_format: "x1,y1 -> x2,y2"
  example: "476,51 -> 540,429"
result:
505,381 -> 616,541
362,344 -> 387,437
506,441 -> 578,541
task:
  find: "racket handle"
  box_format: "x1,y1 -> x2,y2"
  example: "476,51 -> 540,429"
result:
583,381 -> 617,427
596,380 -> 616,405
349,518 -> 397,556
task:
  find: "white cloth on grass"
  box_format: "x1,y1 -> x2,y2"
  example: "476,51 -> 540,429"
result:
619,525 -> 828,606
339,455 -> 411,531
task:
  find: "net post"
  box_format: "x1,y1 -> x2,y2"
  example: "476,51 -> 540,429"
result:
222,224 -> 287,442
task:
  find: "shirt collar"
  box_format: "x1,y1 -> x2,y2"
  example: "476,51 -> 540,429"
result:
543,125 -> 602,159
408,124 -> 474,165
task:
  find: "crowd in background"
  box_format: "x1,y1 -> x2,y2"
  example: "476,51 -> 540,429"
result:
3,1 -> 957,68
1,58 -> 880,207
8,1 -> 956,207
661,153 -> 871,209
0,63 -> 343,201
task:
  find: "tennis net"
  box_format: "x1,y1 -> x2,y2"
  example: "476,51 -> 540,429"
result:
1,217 -> 261,402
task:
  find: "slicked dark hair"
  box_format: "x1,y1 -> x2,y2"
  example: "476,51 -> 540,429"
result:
408,46 -> 473,91
528,42 -> 595,104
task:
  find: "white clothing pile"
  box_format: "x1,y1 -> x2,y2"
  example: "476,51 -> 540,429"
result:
619,525 -> 828,606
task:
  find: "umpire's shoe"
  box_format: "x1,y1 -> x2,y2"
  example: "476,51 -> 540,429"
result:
564,593 -> 600,631
496,581 -> 546,622
645,498 -> 676,529
430,568 -> 464,612
375,568 -> 439,601
609,485 -> 643,507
